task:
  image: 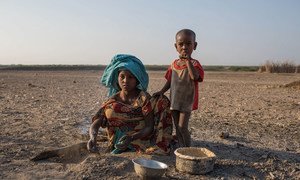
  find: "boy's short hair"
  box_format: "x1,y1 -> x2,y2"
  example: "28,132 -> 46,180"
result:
176,29 -> 196,41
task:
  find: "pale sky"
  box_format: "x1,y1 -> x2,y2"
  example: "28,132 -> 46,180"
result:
1,0 -> 300,66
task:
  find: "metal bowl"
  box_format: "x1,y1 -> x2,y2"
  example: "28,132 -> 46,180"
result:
132,158 -> 168,179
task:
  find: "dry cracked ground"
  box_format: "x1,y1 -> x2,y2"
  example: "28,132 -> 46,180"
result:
0,70 -> 299,179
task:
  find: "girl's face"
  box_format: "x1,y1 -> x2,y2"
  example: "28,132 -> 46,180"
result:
118,70 -> 138,92
175,33 -> 197,58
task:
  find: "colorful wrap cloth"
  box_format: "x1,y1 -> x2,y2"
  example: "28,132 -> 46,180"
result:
101,54 -> 149,96
98,91 -> 173,155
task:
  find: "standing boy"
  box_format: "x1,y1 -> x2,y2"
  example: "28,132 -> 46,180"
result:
153,29 -> 204,147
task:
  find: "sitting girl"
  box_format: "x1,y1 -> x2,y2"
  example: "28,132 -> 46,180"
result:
87,54 -> 173,155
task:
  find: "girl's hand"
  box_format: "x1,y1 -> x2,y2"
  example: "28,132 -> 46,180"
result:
115,135 -> 133,150
87,138 -> 98,153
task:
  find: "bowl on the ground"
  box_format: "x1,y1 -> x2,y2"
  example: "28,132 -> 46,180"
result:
132,158 -> 168,179
174,147 -> 216,174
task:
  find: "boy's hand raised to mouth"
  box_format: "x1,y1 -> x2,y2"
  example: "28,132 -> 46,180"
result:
179,54 -> 191,60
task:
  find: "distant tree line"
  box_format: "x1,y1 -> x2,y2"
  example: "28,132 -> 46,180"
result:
0,64 -> 261,72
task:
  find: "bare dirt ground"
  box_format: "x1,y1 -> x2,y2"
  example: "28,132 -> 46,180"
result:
0,70 -> 299,179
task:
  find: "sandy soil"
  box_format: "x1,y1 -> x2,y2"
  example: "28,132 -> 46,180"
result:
0,70 -> 299,179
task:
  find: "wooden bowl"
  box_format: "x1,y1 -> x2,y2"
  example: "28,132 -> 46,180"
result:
174,147 -> 216,174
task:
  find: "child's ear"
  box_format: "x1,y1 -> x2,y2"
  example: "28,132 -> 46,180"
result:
194,42 -> 198,50
174,43 -> 177,49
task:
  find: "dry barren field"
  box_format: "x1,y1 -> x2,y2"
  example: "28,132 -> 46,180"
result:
0,70 -> 299,179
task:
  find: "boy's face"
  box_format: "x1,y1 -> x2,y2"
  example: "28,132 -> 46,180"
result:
175,33 -> 197,59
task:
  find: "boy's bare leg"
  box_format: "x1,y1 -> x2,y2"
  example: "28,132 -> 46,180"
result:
171,110 -> 184,147
178,111 -> 191,147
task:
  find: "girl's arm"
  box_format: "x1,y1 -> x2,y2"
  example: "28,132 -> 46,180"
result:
89,118 -> 102,142
87,118 -> 102,152
131,111 -> 154,139
87,108 -> 107,152
115,111 -> 154,150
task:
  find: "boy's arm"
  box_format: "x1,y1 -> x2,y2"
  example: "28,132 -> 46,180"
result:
185,58 -> 200,81
160,80 -> 171,94
153,65 -> 172,96
153,80 -> 170,96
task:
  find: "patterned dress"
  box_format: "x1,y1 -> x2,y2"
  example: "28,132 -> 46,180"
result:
95,91 -> 173,155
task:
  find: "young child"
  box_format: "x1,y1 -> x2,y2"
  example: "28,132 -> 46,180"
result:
153,29 -> 204,147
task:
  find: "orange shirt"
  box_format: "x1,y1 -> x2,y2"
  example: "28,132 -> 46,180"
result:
165,59 -> 204,111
